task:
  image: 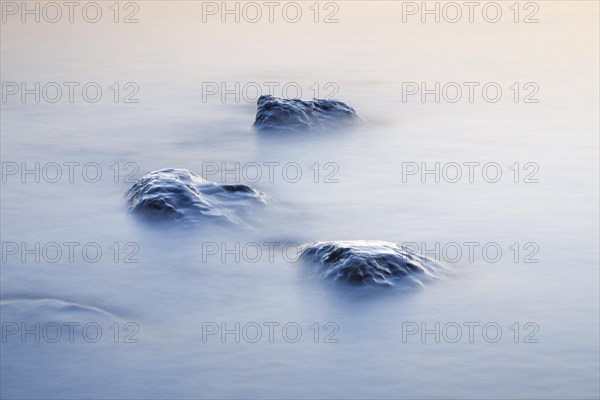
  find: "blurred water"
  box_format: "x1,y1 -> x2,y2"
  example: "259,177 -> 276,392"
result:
1,1 -> 599,399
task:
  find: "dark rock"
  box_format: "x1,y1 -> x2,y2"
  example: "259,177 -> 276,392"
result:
253,95 -> 359,133
299,240 -> 442,287
126,168 -> 266,223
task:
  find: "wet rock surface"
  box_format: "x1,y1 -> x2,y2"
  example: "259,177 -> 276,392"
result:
253,95 -> 359,132
299,240 -> 442,287
127,168 -> 266,223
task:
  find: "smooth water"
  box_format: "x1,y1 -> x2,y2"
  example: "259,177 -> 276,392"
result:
1,1 -> 599,399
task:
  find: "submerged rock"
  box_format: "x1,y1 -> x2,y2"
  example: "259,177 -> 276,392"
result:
127,168 -> 266,223
253,95 -> 359,132
299,240 -> 442,287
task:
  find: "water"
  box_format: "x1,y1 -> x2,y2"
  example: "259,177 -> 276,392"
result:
1,1 -> 599,398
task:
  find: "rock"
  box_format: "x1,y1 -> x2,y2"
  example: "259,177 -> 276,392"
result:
299,240 -> 442,287
253,95 -> 359,132
126,168 -> 266,223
